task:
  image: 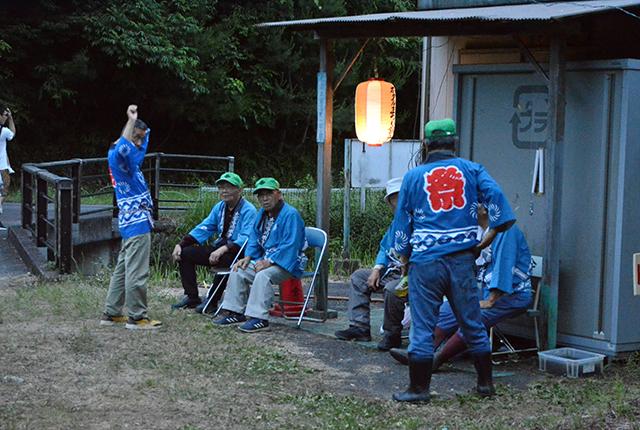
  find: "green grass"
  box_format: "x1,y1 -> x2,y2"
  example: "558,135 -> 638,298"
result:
3,277 -> 640,429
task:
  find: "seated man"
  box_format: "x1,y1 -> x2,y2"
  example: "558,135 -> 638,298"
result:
390,205 -> 533,369
171,172 -> 257,310
334,178 -> 406,351
213,177 -> 308,333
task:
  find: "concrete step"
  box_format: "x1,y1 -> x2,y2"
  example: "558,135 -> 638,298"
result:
1,203 -> 59,281
1,202 -> 36,282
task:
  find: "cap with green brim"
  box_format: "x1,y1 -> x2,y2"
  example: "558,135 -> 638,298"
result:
425,118 -> 457,138
253,177 -> 280,194
216,172 -> 243,188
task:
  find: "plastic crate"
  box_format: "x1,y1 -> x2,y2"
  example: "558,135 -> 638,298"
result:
538,347 -> 605,378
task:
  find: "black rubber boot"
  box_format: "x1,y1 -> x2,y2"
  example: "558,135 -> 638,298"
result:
472,351 -> 496,397
392,358 -> 433,404
389,348 -> 409,365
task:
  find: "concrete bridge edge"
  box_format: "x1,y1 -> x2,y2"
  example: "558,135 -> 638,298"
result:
8,226 -> 60,282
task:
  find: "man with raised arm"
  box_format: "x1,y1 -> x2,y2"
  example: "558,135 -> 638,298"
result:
392,118 -> 515,403
101,105 -> 161,330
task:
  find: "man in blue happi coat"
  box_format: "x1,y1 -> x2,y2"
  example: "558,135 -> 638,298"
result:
392,118 -> 515,403
213,177 -> 307,333
389,205 -> 533,371
101,105 -> 162,330
171,172 -> 257,311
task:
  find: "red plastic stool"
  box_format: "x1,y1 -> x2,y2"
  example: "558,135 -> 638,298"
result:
270,278 -> 308,317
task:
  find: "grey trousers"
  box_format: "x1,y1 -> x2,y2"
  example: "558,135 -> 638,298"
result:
221,262 -> 294,320
104,233 -> 151,320
348,268 -> 402,333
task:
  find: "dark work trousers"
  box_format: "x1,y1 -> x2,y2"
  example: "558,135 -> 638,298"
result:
383,287 -> 409,335
178,244 -> 239,301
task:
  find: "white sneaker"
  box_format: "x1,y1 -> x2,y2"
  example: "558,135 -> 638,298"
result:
0,201 -> 3,215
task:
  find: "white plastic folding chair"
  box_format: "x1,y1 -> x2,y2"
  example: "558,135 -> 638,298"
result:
276,227 -> 328,328
201,238 -> 248,316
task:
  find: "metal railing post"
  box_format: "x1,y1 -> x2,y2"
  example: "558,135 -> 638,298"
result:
152,153 -> 161,220
21,166 -> 34,229
36,173 -> 55,261
36,173 -> 48,248
70,159 -> 82,224
57,178 -> 73,273
112,183 -> 118,219
228,156 -> 235,173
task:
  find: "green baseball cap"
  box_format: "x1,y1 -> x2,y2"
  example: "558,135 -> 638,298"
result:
425,118 -> 457,138
253,177 -> 280,193
216,172 -> 243,188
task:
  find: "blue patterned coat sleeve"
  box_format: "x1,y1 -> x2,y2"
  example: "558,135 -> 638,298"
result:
375,228 -> 394,267
484,225 -> 532,297
108,131 -> 153,239
188,198 -> 257,247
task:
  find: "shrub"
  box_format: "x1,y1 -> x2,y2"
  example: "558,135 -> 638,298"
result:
151,185 -> 393,270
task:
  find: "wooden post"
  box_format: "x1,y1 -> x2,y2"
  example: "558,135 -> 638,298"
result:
314,39 -> 334,315
57,178 -> 73,273
70,160 -> 82,224
540,35 -> 566,351
21,167 -> 33,229
343,138 -> 352,260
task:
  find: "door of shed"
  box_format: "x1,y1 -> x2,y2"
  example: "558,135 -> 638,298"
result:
454,59 -> 640,356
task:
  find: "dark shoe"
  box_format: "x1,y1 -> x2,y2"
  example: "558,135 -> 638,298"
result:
392,358 -> 433,404
238,318 -> 270,333
197,297 -> 220,316
171,296 -> 202,310
335,327 -> 371,342
99,313 -> 128,326
472,351 -> 496,397
377,333 -> 402,351
212,311 -> 247,326
194,302 -> 206,313
389,348 -> 409,365
125,317 -> 162,330
0,221 -> 6,231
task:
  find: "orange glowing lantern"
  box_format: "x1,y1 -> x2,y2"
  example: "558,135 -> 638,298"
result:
355,78 -> 396,146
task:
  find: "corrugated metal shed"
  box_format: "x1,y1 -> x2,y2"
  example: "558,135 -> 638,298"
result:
256,0 -> 640,351
257,0 -> 640,38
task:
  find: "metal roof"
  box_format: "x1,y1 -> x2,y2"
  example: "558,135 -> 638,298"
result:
256,0 -> 640,39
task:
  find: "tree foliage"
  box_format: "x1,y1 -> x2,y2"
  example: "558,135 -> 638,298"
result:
0,0 -> 421,186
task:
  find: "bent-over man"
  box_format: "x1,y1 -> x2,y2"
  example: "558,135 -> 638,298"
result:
392,118 -> 515,403
389,205 -> 533,371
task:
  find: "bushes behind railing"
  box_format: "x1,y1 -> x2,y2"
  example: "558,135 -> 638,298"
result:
150,185 -> 394,271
